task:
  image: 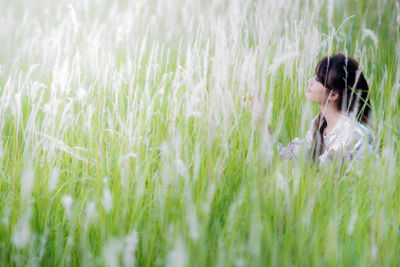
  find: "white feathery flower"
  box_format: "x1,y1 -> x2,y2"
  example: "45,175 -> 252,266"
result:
86,201 -> 98,225
362,28 -> 378,48
0,141 -> 4,159
123,230 -> 139,267
62,195 -> 74,219
1,206 -> 10,226
166,239 -> 187,267
267,52 -> 298,74
68,4 -> 81,34
12,208 -> 32,249
48,166 -> 60,192
186,200 -> 200,242
103,238 -> 123,267
76,87 -> 87,100
21,156 -> 35,200
347,212 -> 358,236
102,186 -> 113,213
118,152 -> 138,167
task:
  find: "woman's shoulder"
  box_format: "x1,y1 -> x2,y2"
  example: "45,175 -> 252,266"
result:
337,113 -> 376,147
320,114 -> 377,164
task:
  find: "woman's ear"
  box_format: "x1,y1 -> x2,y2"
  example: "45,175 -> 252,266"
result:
329,90 -> 340,101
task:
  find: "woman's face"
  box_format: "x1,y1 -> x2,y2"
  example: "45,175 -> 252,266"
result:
305,76 -> 330,105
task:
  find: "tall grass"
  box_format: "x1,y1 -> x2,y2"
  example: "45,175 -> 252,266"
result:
0,0 -> 399,266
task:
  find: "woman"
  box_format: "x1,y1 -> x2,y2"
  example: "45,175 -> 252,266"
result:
245,53 -> 378,165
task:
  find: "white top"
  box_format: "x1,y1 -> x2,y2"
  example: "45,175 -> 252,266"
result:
278,113 -> 377,165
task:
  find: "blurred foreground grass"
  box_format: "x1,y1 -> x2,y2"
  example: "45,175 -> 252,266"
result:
0,0 -> 399,266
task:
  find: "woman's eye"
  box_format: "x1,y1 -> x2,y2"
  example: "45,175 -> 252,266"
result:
315,76 -> 319,82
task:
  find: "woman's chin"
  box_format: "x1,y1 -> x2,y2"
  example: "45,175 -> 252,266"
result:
305,96 -> 317,103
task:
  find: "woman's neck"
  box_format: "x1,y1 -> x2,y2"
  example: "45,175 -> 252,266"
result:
318,103 -> 342,136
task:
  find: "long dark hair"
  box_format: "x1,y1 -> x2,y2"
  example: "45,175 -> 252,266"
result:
311,53 -> 372,160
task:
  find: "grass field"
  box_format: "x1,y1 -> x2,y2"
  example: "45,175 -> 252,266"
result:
0,0 -> 399,266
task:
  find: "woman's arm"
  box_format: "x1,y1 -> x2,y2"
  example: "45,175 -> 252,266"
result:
242,91 -> 316,161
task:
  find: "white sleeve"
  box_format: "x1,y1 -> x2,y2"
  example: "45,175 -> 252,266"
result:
344,130 -> 377,162
277,115 -> 318,161
320,125 -> 377,165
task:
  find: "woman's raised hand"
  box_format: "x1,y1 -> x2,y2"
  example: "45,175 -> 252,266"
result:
242,90 -> 264,122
